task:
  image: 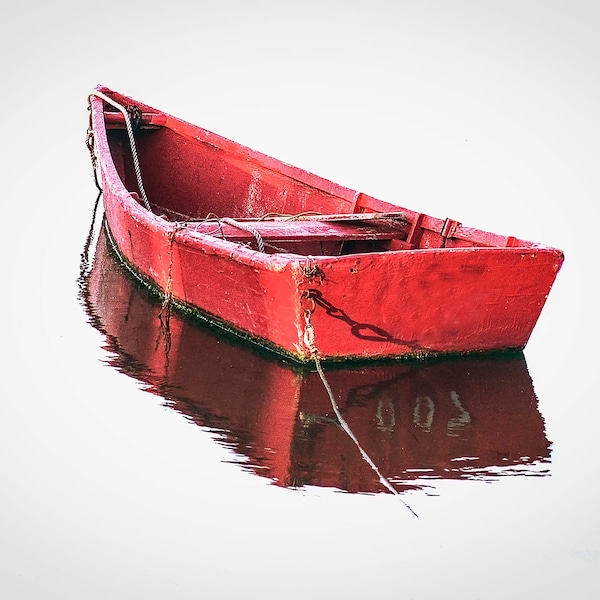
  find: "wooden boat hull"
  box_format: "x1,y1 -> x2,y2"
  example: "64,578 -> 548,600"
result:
88,86 -> 564,362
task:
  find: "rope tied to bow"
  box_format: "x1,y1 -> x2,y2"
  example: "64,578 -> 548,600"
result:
88,90 -> 152,212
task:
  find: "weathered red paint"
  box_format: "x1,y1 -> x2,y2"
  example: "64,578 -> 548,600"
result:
89,85 -> 564,363
85,231 -> 551,492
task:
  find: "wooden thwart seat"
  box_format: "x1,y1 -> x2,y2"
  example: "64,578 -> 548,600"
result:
190,215 -> 413,246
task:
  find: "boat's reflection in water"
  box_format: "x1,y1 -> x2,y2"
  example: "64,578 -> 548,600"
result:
82,224 -> 552,495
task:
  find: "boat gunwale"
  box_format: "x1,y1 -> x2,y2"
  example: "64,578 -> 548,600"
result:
90,87 -> 562,262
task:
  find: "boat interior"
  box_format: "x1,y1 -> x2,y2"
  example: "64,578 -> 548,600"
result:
103,105 -> 524,256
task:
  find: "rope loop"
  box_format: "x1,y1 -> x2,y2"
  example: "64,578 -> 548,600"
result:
220,218 -> 265,252
89,90 -> 151,212
300,289 -> 316,316
301,256 -> 324,282
126,104 -> 143,131
85,99 -> 103,192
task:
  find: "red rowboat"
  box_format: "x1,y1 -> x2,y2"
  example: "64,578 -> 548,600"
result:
82,226 -> 551,492
87,85 -> 564,363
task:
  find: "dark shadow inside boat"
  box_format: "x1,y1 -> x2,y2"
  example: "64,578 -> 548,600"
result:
79,220 -> 553,496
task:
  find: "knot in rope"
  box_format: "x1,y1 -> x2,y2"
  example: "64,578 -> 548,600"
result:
301,256 -> 324,282
126,105 -> 143,132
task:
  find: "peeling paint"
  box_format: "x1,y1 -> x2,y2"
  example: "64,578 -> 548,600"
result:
246,170 -> 262,215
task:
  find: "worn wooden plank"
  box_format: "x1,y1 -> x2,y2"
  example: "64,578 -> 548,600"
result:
189,219 -> 409,242
262,211 -> 408,223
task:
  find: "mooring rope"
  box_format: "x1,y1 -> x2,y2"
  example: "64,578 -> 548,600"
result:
89,90 -> 152,212
85,110 -> 103,194
220,218 -> 265,252
303,310 -> 418,517
78,190 -> 102,282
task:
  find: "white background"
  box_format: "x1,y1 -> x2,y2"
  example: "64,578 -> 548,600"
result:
1,1 -> 599,598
